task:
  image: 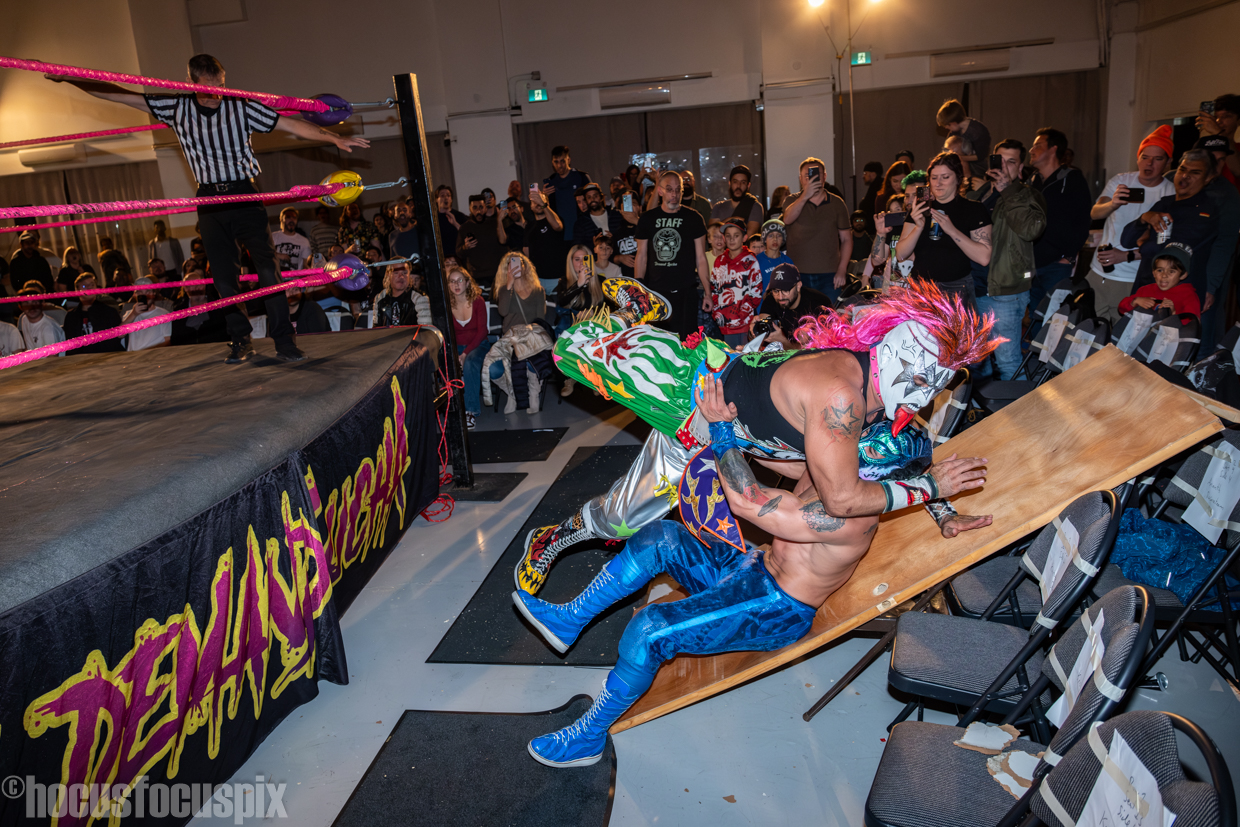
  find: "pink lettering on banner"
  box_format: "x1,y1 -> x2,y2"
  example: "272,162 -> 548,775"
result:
22,490 -> 332,827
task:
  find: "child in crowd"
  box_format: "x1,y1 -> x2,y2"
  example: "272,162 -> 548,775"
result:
746,233 -> 763,257
710,218 -> 764,347
705,219 -> 726,272
755,219 -> 793,293
592,233 -> 622,280
1118,243 -> 1200,319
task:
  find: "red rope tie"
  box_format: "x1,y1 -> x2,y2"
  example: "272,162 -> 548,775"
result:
418,327 -> 466,523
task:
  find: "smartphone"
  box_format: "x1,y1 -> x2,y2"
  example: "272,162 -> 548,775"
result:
1202,100 -> 1216,116
807,166 -> 821,181
914,186 -> 927,201
529,183 -> 539,198
989,154 -> 1002,171
622,193 -> 634,212
1125,187 -> 1146,204
542,177 -> 551,187
497,199 -> 507,211
885,211 -> 907,230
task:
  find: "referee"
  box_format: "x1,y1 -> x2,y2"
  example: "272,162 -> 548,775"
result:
48,54 -> 368,363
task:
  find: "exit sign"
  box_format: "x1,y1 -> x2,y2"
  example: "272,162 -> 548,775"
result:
851,51 -> 872,66
528,88 -> 548,102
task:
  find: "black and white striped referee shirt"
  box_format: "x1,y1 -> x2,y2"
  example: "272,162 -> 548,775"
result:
144,94 -> 280,185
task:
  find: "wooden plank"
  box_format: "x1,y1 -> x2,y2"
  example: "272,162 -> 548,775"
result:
611,345 -> 1222,733
1178,386 -> 1240,424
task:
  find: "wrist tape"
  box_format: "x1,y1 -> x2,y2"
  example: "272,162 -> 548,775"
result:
880,473 -> 939,512
709,420 -> 739,456
925,498 -> 958,527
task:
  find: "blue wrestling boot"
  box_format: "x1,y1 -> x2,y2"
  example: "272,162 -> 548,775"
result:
528,670 -> 646,767
512,553 -> 649,653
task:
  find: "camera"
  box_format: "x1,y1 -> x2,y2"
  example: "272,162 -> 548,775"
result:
752,317 -> 780,336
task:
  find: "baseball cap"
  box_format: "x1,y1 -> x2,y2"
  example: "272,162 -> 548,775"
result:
864,161 -> 885,175
722,217 -> 747,234
1195,135 -> 1235,156
580,182 -> 603,195
768,262 -> 801,291
1154,241 -> 1193,273
133,277 -> 154,286
18,230 -> 36,242
729,165 -> 752,180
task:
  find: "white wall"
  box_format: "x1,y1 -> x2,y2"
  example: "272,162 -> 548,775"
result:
1134,1 -> 1240,122
447,113 -> 517,202
763,84 -> 836,196
0,0 -> 154,177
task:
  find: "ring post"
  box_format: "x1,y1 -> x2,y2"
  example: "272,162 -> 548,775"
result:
393,73 -> 474,487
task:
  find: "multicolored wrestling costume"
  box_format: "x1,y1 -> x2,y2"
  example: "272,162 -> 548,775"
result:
513,419 -> 934,767
516,276 -> 997,595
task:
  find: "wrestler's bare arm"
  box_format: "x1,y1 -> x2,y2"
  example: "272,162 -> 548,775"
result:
715,446 -> 850,543
751,457 -> 807,480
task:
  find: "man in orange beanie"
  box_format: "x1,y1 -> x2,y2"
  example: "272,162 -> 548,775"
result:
1085,125 -> 1175,323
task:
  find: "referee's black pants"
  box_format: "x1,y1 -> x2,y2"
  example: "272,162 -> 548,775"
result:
197,183 -> 295,349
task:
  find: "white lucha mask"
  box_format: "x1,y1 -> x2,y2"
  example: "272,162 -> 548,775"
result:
875,321 -> 956,435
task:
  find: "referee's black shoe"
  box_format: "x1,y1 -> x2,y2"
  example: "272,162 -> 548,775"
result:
274,345 -> 307,363
225,337 -> 256,364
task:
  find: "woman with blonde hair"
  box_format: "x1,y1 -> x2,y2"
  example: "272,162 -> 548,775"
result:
57,246 -> 95,293
484,251 -> 553,413
449,266 -> 490,429
556,244 -> 607,396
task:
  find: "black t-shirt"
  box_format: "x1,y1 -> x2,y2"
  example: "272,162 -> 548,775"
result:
636,206 -> 706,290
290,300 -> 330,334
759,287 -> 831,337
613,222 -> 639,279
524,218 -> 567,283
910,196 -> 991,283
63,302 -> 125,353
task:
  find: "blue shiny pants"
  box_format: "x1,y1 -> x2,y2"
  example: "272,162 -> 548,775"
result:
615,522 -> 818,684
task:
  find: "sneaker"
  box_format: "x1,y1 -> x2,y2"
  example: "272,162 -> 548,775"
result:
514,515 -> 591,595
225,338 -> 256,364
512,590 -> 586,654
601,277 -> 670,326
275,346 -> 307,363
527,375 -> 542,414
560,378 -> 576,397
465,412 -> 477,430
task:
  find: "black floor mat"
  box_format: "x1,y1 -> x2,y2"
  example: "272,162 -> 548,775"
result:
428,444 -> 644,666
332,696 -> 615,827
469,427 -> 568,463
441,472 -> 527,502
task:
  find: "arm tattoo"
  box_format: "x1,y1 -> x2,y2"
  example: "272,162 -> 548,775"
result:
970,225 -> 992,248
822,394 -> 862,444
758,495 -> 782,516
719,448 -> 766,505
800,500 -> 845,532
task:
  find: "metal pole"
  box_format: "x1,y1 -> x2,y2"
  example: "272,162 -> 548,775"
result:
392,73 -> 474,487
846,1 -> 858,209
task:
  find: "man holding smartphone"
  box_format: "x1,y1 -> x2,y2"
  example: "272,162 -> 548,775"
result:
1086,126 -> 1175,324
976,139 -> 1047,380
1197,95 -> 1240,191
781,158 -> 853,302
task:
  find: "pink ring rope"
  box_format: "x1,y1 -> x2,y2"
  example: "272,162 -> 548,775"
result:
0,206 -> 199,235
0,267 -> 338,370
0,275 -> 261,305
0,183 -> 343,221
0,56 -> 329,113
0,108 -> 301,151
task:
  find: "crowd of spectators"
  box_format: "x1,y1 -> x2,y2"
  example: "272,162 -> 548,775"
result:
3,93 -> 1238,416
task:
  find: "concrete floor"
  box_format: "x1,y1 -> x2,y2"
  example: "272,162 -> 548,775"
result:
194,394 -> 1240,826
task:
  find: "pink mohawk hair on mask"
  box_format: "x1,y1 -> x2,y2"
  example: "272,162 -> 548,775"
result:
793,278 -> 1004,369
